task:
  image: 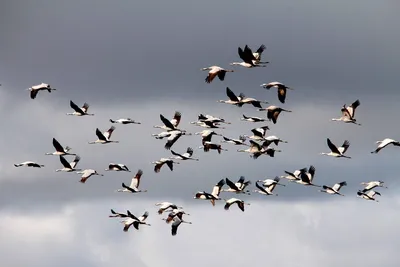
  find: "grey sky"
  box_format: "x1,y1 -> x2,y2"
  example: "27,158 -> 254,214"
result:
1,0 -> 400,266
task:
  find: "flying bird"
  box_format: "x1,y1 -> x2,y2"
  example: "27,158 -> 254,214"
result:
223,198 -> 250,212
169,216 -> 192,236
56,155 -> 81,172
257,176 -> 286,187
190,120 -> 225,129
27,83 -> 56,99
201,66 -> 234,83
240,114 -> 266,122
293,166 -> 320,187
332,100 -> 361,125
253,181 -> 279,196
45,138 -> 76,156
259,106 -> 292,124
163,130 -> 191,150
14,161 -> 44,168
162,209 -> 190,224
151,158 -> 180,173
194,179 -> 225,206
170,147 -> 199,161
66,100 -> 94,116
319,181 -> 347,196
218,87 -> 245,106
110,118 -> 141,124
261,82 -> 293,104
121,211 -> 151,232
281,167 -> 308,181
105,163 -> 130,172
243,126 -> 270,141
357,190 -> 381,202
194,130 -> 222,145
155,202 -> 184,215
249,44 -> 268,64
109,209 -> 129,218
76,169 -> 103,183
230,45 -> 268,68
221,135 -> 248,146
360,181 -> 387,192
320,138 -> 351,158
199,142 -> 227,154
371,138 -> 400,154
116,169 -> 147,193
88,126 -> 119,144
197,114 -> 230,124
154,112 -> 182,130
221,177 -> 251,195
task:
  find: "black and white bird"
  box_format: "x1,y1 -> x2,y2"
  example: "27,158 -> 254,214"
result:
261,82 -> 293,104
197,114 -> 230,124
27,83 -> 56,99
45,138 -> 76,156
230,45 -> 268,68
76,169 -> 103,183
237,140 -> 281,159
116,169 -> 147,193
163,130 -> 191,150
257,176 -> 286,187
14,161 -> 44,168
234,176 -> 252,192
154,112 -> 182,131
56,155 -> 81,172
259,106 -> 292,124
243,126 -> 270,141
221,177 -> 251,195
240,114 -> 266,122
170,147 -> 199,161
194,130 -> 222,145
281,167 -> 308,181
360,181 -> 387,192
155,202 -> 184,215
105,163 -> 130,172
121,211 -> 151,232
162,209 -> 190,224
357,190 -> 381,202
221,135 -> 248,146
371,138 -> 400,154
250,44 -> 268,64
201,66 -> 234,83
109,209 -> 129,218
199,142 -> 227,154
223,198 -> 250,212
194,179 -> 225,206
190,120 -> 225,129
293,166 -> 321,187
169,216 -> 192,236
151,158 -> 180,173
238,94 -> 269,108
332,100 -> 361,125
66,100 -> 94,116
110,118 -> 141,124
88,126 -> 119,144
319,181 -> 347,196
253,181 -> 279,196
320,138 -> 351,158
262,136 -> 288,147
218,87 -> 245,106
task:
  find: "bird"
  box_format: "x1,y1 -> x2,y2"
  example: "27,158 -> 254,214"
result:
27,83 -> 56,99
240,114 -> 266,122
320,138 -> 351,158
223,198 -> 250,212
218,87 -> 245,106
76,169 -> 103,183
105,163 -> 130,172
237,140 -> 265,157
14,161 -> 44,168
162,209 -> 190,224
163,130 -> 191,150
331,100 -> 361,125
155,202 -> 184,215
170,147 -> 199,161
293,166 -> 320,187
371,138 -> 400,154
121,211 -> 151,232
262,136 -> 288,147
169,216 -> 192,236
55,155 -> 81,172
249,44 -> 268,64
153,112 -> 182,131
194,130 -> 222,145
259,106 -> 292,124
239,95 -> 269,108
109,209 -> 129,218
190,120 -> 224,129
151,158 -> 180,173
230,45 -> 268,68
234,176 -> 252,192
280,167 -> 308,181
221,135 -> 248,146
194,179 -> 225,206
197,114 -> 230,124
360,181 -> 387,192
199,142 -> 227,154
45,138 -> 76,156
261,82 -> 294,104
110,118 -> 141,124
319,181 -> 347,196
243,126 -> 270,141
201,66 -> 234,83
357,190 -> 381,202
253,181 -> 279,196
221,177 -> 251,195
88,126 -> 119,144
116,169 -> 147,193
257,176 -> 286,187
66,100 -> 94,116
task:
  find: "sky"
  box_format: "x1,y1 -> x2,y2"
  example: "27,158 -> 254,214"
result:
1,0 -> 400,266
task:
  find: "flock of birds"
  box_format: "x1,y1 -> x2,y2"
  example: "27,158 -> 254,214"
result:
12,44 -> 399,236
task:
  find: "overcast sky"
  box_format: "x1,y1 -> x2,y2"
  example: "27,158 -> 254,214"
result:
1,0 -> 400,266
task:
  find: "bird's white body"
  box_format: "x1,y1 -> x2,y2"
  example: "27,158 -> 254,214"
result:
371,138 -> 400,154
56,155 -> 81,172
76,169 -> 103,183
88,126 -> 119,144
110,118 -> 141,124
